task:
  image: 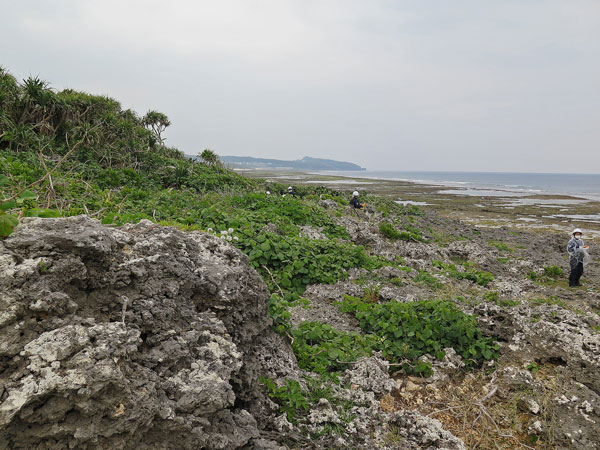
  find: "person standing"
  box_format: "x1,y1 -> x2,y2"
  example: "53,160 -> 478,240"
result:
567,228 -> 589,287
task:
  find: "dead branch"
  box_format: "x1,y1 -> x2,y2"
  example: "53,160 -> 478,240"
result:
262,265 -> 285,298
6,125 -> 98,202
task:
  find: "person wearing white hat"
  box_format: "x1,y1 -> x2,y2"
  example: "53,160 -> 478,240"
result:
567,228 -> 588,287
350,191 -> 363,209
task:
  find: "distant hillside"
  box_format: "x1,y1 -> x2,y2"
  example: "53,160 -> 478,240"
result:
219,156 -> 366,171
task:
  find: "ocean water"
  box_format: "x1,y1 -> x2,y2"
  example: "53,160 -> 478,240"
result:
321,171 -> 600,201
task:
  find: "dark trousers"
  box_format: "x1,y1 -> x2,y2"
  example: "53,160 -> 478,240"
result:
569,261 -> 584,286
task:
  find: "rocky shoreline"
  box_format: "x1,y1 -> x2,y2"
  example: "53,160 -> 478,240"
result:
1,176 -> 599,449
241,170 -> 600,448
244,169 -> 600,239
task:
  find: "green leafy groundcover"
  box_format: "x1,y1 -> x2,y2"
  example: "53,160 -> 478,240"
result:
291,322 -> 378,378
194,193 -> 348,240
260,376 -> 356,426
338,297 -> 499,376
378,222 -> 425,242
432,260 -> 494,287
259,377 -> 309,423
238,231 -> 377,295
275,296 -> 499,380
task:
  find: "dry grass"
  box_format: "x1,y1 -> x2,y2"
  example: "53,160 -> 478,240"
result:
385,365 -> 563,450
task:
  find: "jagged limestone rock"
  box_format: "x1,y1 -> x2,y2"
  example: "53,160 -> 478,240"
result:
0,216 -> 468,450
0,216 -> 271,449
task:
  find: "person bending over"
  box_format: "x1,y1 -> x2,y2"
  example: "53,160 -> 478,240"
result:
350,191 -> 364,209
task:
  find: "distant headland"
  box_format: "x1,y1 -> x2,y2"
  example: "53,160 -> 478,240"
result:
216,155 -> 366,171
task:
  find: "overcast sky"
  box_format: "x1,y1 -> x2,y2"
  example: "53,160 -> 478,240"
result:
2,1 -> 599,173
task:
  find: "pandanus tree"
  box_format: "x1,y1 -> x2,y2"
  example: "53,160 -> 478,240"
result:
142,110 -> 170,145
199,148 -> 222,167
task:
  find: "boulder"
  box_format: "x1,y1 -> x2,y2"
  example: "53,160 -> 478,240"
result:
0,216 -> 273,449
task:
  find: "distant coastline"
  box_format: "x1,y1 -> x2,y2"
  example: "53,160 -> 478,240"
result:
217,155 -> 366,171
314,170 -> 600,202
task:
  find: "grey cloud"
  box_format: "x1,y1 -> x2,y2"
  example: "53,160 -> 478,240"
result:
1,0 -> 599,172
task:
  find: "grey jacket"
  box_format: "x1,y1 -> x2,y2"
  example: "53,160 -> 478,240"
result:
567,237 -> 585,263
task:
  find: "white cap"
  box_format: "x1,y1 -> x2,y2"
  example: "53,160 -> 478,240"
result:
288,186 -> 293,190
572,228 -> 582,235
353,191 -> 359,197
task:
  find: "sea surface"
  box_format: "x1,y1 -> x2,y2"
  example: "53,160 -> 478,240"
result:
319,171 -> 600,201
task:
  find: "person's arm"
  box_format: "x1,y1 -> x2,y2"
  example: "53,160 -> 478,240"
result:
567,239 -> 577,255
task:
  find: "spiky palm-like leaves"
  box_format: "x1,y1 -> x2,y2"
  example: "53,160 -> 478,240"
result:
199,149 -> 222,167
142,110 -> 170,145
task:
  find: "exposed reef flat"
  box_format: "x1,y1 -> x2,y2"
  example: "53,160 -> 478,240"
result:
242,169 -> 600,239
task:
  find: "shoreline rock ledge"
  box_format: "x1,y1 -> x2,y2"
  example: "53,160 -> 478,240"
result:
0,216 -> 274,449
0,216 -> 465,449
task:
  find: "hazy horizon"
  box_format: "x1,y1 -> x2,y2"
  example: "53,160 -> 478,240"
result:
3,1 -> 599,173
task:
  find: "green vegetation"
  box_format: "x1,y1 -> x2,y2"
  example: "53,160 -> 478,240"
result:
260,377 -> 309,423
367,196 -> 424,218
528,296 -> 567,308
378,221 -> 425,242
527,270 -> 538,280
482,291 -> 499,303
433,260 -> 494,287
489,240 -> 514,253
526,362 -> 539,374
543,265 -> 563,278
291,322 -> 377,378
339,296 -> 499,375
529,266 -> 566,287
260,375 -> 356,426
0,68 -> 257,236
242,231 -> 374,295
415,270 -> 443,290
378,222 -> 402,239
1,70 -> 503,433
483,291 -> 519,307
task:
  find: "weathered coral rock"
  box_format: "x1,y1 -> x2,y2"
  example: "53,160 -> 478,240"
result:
476,303 -> 600,449
341,355 -> 396,395
0,216 -> 273,449
0,216 -> 469,450
260,223 -> 283,236
447,241 -> 496,267
335,216 -> 381,247
319,199 -> 339,210
386,410 -> 466,450
298,225 -> 328,240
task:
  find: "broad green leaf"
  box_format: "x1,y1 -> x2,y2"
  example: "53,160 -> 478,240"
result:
0,200 -> 16,211
0,214 -> 19,237
18,190 -> 37,201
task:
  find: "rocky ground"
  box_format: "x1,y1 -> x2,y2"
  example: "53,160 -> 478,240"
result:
1,178 -> 599,449
0,216 -> 466,449
254,171 -> 600,449
290,206 -> 600,449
